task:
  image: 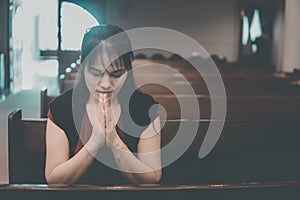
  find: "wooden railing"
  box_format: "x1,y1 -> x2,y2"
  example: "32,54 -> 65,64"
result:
1,181 -> 300,199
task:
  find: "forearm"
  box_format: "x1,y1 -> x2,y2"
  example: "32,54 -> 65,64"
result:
110,144 -> 161,184
46,140 -> 99,184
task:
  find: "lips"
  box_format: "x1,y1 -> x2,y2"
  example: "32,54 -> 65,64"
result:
96,90 -> 113,93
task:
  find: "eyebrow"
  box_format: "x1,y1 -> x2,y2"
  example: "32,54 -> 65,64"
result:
89,66 -> 104,73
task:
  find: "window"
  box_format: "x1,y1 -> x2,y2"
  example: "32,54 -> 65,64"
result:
242,15 -> 250,45
242,9 -> 263,53
11,0 -> 100,90
61,2 -> 99,50
250,9 -> 263,43
38,0 -> 58,50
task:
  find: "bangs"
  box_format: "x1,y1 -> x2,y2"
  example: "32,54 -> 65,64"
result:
83,40 -> 131,72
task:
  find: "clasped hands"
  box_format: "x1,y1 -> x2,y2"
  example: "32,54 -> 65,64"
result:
86,92 -> 122,150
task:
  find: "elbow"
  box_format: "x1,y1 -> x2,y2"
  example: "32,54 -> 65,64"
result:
45,169 -> 53,184
151,170 -> 162,183
45,173 -> 62,185
140,175 -> 161,184
138,169 -> 162,184
45,176 -> 58,185
146,176 -> 161,184
46,175 -> 74,185
45,170 -> 75,185
45,169 -> 57,184
45,173 -> 57,185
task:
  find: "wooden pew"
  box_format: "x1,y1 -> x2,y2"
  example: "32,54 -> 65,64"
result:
58,69 -> 300,95
137,79 -> 300,96
1,181 -> 300,200
159,119 -> 300,187
57,58 -> 300,95
40,89 -> 300,120
40,88 -> 56,118
62,58 -> 300,82
8,109 -> 300,185
8,109 -> 47,184
59,65 -> 299,84
153,95 -> 300,120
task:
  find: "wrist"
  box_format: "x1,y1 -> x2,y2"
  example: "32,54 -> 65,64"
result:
111,143 -> 128,163
106,131 -> 121,147
109,140 -> 128,153
85,137 -> 103,155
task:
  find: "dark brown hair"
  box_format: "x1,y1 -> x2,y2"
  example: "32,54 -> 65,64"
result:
73,24 -> 137,110
81,24 -> 133,71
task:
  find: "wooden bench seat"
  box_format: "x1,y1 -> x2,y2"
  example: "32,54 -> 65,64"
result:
8,109 -> 300,185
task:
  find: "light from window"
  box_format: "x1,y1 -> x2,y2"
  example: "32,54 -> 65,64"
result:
250,9 -> 263,42
61,2 -> 99,50
38,0 -> 58,50
252,44 -> 258,53
242,15 -> 250,45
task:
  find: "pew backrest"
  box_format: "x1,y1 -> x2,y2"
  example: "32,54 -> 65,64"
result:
40,88 -> 56,118
8,109 -> 47,183
8,108 -> 300,183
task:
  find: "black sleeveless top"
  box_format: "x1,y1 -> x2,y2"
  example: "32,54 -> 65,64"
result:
49,89 -> 158,185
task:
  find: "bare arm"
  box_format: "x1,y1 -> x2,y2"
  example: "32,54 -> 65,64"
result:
45,119 -> 104,184
106,116 -> 162,184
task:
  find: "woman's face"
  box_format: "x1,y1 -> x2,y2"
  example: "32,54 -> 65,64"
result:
84,49 -> 128,97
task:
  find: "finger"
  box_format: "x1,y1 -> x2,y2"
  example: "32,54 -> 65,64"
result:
93,91 -> 98,102
104,93 -> 112,107
92,103 -> 106,131
87,105 -> 103,133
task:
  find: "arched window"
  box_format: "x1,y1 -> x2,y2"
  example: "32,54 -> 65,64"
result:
61,2 -> 99,50
242,15 -> 250,46
241,9 -> 263,54
250,9 -> 263,43
10,0 -> 100,91
250,9 -> 263,53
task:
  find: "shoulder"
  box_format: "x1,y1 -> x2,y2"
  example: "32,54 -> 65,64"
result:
130,90 -> 157,107
129,91 -> 158,115
48,89 -> 81,156
49,89 -> 73,127
128,91 -> 158,126
50,89 -> 73,109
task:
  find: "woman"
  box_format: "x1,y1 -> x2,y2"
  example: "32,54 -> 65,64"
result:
45,25 -> 162,185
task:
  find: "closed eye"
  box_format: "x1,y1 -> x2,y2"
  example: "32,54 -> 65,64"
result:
89,67 -> 103,76
110,69 -> 125,77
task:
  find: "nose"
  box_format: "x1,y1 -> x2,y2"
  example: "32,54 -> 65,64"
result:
98,72 -> 112,90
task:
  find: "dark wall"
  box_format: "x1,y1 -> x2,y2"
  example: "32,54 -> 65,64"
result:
106,0 -> 241,62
